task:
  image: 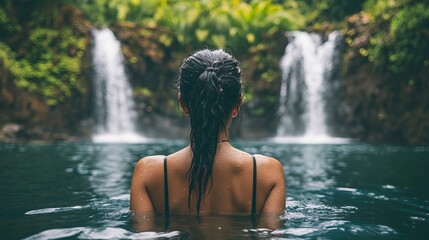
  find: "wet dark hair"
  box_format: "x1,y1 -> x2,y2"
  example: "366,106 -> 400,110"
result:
178,49 -> 242,213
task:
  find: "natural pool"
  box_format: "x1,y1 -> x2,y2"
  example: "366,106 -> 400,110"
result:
0,140 -> 428,239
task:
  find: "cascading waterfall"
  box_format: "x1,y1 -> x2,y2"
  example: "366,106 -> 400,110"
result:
275,31 -> 348,143
91,28 -> 146,143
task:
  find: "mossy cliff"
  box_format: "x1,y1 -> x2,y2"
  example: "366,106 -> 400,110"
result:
337,2 -> 429,144
0,2 -> 93,142
0,0 -> 428,144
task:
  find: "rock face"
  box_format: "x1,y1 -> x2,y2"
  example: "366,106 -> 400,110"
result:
0,76 -> 93,142
0,123 -> 22,143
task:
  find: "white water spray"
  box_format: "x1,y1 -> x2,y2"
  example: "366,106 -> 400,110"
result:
275,31 -> 349,144
91,28 -> 147,143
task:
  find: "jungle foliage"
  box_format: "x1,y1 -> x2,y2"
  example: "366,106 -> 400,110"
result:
0,0 -> 89,106
1,0 -> 304,106
78,0 -> 304,52
362,0 -> 429,75
340,0 -> 429,143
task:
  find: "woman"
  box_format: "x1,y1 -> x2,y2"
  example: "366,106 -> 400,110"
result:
130,49 -> 285,225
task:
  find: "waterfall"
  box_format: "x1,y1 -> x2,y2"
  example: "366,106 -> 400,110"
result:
275,31 -> 349,144
91,28 -> 146,143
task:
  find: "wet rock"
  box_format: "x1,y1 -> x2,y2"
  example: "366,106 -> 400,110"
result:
0,123 -> 23,143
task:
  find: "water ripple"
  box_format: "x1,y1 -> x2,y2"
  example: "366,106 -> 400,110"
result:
25,206 -> 85,215
23,227 -> 182,240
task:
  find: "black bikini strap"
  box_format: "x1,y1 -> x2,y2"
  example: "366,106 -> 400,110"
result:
163,156 -> 170,218
251,155 -> 257,218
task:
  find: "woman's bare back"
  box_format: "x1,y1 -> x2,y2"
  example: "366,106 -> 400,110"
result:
130,143 -> 285,215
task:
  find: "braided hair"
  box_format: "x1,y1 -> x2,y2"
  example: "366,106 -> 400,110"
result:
178,49 -> 242,213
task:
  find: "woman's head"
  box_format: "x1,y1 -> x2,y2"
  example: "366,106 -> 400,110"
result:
178,49 -> 242,213
179,49 -> 242,116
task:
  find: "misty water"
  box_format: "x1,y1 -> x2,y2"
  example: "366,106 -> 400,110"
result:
1,141 -> 428,239
91,28 -> 146,143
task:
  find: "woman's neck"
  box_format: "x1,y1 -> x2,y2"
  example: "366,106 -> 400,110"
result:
219,130 -> 229,142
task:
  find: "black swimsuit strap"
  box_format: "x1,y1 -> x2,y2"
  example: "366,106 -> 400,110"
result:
251,155 -> 257,218
163,156 -> 170,218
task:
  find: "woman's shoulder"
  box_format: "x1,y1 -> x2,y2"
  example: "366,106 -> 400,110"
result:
232,148 -> 283,172
252,154 -> 284,180
231,151 -> 284,193
134,146 -> 190,171
136,155 -> 165,166
133,155 -> 165,180
232,148 -> 282,168
253,154 -> 282,167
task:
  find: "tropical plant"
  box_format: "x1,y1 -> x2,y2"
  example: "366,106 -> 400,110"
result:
151,0 -> 304,52
0,0 -> 89,106
363,0 -> 429,75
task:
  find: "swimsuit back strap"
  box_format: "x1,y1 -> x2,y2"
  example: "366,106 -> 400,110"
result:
251,155 -> 257,218
163,156 -> 170,218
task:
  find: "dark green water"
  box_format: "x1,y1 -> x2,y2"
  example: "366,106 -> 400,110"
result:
0,140 -> 428,239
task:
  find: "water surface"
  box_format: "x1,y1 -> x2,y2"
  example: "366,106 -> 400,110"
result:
0,141 -> 428,239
